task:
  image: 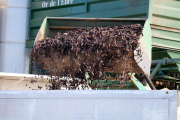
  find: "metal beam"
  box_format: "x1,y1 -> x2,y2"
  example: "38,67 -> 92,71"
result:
151,67 -> 179,71
167,58 -> 180,64
131,74 -> 147,90
153,75 -> 180,80
153,79 -> 180,84
150,62 -> 162,79
150,58 -> 180,79
144,74 -> 156,90
150,57 -> 167,79
152,58 -> 180,65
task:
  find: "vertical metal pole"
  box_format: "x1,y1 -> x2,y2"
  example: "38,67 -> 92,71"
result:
144,74 -> 156,90
175,83 -> 180,90
144,79 -> 147,86
29,48 -> 33,74
177,74 -> 180,79
29,57 -> 33,74
175,74 -> 179,90
142,77 -> 145,85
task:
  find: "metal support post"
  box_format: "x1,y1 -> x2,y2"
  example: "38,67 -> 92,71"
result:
175,83 -> 180,90
131,73 -> 147,90
150,57 -> 168,79
150,62 -> 162,79
144,74 -> 156,90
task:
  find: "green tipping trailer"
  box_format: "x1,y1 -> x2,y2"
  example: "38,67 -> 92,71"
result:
32,17 -> 151,90
27,0 -> 180,87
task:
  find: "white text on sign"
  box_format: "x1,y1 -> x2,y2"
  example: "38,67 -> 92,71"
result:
42,0 -> 74,8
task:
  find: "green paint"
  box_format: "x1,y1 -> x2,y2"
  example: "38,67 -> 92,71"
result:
86,73 -> 146,90
131,74 -> 147,90
27,0 -> 149,46
154,75 -> 180,80
150,62 -> 162,79
150,0 -> 180,29
27,0 -> 180,78
151,58 -> 180,74
140,19 -> 152,58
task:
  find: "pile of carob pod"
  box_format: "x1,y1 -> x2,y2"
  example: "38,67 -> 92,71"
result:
31,24 -> 143,90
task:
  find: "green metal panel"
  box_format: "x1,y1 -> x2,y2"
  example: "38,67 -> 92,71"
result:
88,80 -> 145,90
151,27 -> 180,51
27,0 -> 149,47
139,19 -> 152,66
151,49 -> 180,73
27,0 -> 180,52
152,49 -> 180,60
149,0 -> 180,74
27,0 -> 180,74
149,0 -> 180,29
85,73 -> 147,90
149,0 -> 180,55
34,17 -> 152,75
131,74 -> 147,90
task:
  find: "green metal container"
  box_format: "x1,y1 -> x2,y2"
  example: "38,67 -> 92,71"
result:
34,17 -> 151,75
149,0 -> 180,74
27,0 -> 180,74
32,17 -> 151,90
27,0 -> 150,46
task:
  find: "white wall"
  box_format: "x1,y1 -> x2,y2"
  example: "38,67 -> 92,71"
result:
0,0 -> 30,73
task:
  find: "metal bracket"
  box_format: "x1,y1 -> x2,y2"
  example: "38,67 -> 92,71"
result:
150,57 -> 167,79
150,58 -> 180,79
130,73 -> 147,90
150,62 -> 162,79
85,72 -> 147,90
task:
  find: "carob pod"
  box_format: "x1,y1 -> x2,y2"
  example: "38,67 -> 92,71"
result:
31,24 -> 143,90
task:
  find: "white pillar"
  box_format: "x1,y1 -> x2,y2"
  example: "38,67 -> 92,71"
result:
0,0 -> 30,73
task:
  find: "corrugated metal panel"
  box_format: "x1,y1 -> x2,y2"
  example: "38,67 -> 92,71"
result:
149,0 -> 180,51
150,0 -> 180,29
0,90 -> 178,120
149,0 -> 180,72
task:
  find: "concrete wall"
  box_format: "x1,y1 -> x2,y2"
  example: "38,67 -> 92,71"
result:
0,0 -> 30,73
